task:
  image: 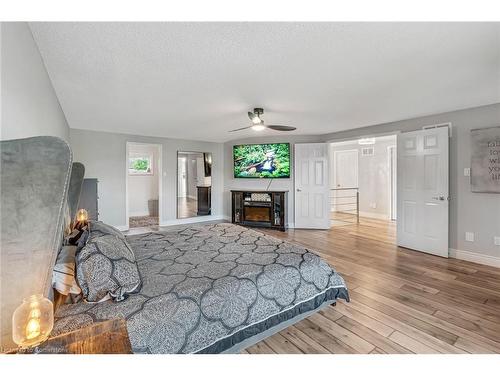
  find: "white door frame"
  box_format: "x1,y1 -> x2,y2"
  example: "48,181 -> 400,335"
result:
388,145 -> 397,221
125,142 -> 163,230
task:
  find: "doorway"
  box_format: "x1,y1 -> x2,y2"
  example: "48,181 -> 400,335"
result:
126,142 -> 162,229
332,149 -> 359,225
329,135 -> 397,226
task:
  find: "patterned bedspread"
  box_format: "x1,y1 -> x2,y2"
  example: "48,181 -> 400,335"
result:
53,223 -> 348,353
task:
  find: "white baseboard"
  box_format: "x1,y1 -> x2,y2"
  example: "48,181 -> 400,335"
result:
286,222 -> 295,229
160,215 -> 225,227
358,211 -> 390,220
116,225 -> 129,231
449,248 -> 500,268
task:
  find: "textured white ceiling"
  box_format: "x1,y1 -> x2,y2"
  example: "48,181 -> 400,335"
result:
29,22 -> 500,142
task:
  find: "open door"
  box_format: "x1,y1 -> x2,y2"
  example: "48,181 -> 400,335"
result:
294,143 -> 330,229
397,127 -> 449,257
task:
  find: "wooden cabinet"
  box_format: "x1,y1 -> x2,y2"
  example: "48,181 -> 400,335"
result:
197,186 -> 211,215
231,190 -> 287,231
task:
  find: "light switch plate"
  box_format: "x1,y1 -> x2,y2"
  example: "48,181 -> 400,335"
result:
464,168 -> 470,177
465,232 -> 475,242
494,237 -> 500,246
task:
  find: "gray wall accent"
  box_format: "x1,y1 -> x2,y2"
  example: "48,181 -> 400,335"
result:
324,103 -> 500,257
69,129 -> 223,228
0,136 -> 72,349
1,22 -> 69,142
223,135 -> 323,226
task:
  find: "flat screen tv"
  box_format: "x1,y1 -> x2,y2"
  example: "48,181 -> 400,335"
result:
233,143 -> 290,178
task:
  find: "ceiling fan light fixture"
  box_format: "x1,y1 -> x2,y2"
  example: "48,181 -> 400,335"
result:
230,107 -> 294,133
251,116 -> 262,125
251,124 -> 266,131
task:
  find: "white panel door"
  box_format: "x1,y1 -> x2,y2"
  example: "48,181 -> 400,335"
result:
397,127 -> 449,257
333,150 -> 359,188
295,143 -> 330,229
332,149 -> 359,214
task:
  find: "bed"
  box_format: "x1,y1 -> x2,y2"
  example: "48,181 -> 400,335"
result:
52,223 -> 348,353
0,136 -> 348,354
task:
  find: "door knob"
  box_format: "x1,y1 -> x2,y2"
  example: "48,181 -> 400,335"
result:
432,196 -> 446,201
296,188 -> 302,192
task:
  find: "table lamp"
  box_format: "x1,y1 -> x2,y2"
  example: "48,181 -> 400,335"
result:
12,294 -> 54,348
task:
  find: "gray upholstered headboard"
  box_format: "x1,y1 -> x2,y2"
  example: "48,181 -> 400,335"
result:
0,136 -> 72,349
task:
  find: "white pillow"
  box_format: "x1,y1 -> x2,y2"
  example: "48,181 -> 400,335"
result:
52,245 -> 81,296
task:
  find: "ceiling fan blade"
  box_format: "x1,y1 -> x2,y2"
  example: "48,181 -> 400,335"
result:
266,125 -> 297,131
228,125 -> 253,132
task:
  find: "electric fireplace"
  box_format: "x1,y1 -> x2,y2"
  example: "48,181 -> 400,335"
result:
231,190 -> 287,231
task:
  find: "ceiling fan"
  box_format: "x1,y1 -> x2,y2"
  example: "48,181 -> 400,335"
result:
229,108 -> 297,133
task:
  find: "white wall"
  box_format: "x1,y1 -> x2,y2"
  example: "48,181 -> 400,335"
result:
1,22 -> 69,142
70,129 -> 224,228
324,103 -> 500,259
128,143 -> 160,216
331,136 -> 396,219
223,135 -> 322,226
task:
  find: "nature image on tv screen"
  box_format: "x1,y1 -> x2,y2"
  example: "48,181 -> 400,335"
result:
233,143 -> 290,178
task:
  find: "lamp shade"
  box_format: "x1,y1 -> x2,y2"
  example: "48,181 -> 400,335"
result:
12,294 -> 54,348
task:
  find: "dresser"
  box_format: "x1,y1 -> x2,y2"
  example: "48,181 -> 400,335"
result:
197,185 -> 211,215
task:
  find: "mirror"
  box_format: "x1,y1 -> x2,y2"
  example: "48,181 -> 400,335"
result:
177,151 -> 212,219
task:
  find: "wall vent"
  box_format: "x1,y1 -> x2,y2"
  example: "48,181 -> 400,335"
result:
361,147 -> 374,156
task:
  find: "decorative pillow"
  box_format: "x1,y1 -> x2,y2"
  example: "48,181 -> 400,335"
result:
65,227 -> 89,248
89,220 -> 125,240
75,234 -> 141,302
52,245 -> 82,296
76,230 -> 89,248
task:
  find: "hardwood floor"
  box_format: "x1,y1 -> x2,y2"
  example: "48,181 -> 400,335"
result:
177,197 -> 198,219
242,217 -> 500,354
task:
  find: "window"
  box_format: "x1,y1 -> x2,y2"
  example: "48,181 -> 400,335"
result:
129,153 -> 153,175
